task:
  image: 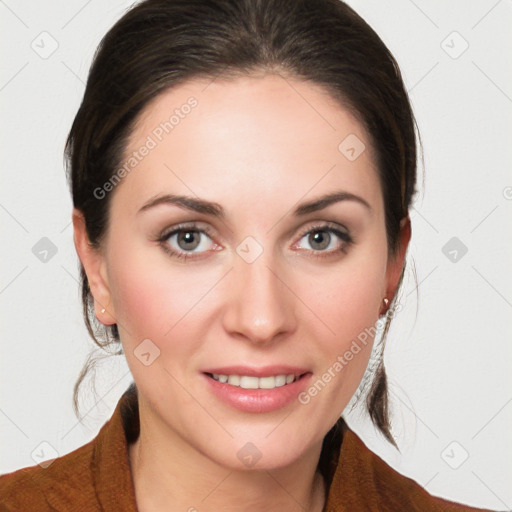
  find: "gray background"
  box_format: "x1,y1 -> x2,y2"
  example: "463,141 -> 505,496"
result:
1,1 -> 511,510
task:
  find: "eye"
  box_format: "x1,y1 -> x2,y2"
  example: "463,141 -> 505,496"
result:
157,222 -> 219,260
294,223 -> 353,258
156,221 -> 353,261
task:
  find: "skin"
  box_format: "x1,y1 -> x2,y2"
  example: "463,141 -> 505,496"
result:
73,72 -> 410,512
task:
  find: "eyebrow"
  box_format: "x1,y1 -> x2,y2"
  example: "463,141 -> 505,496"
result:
137,190 -> 371,218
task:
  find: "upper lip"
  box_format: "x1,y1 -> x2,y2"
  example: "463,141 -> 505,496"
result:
202,365 -> 310,378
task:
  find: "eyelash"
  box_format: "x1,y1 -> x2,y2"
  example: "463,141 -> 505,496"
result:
156,222 -> 354,261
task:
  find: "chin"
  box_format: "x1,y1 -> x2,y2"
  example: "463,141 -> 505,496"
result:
198,428 -> 322,472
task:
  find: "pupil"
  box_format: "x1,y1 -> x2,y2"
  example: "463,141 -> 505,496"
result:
310,231 -> 329,250
178,231 -> 199,250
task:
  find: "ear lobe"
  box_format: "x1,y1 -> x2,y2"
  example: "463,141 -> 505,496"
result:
384,216 -> 411,301
72,208 -> 116,324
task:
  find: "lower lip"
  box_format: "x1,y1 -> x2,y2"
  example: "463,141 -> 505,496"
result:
202,373 -> 312,413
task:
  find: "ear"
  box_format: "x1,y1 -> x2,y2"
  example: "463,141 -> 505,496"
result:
72,208 -> 116,325
382,216 -> 411,311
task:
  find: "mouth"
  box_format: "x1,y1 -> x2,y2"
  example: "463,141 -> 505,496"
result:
201,366 -> 312,413
204,372 -> 308,389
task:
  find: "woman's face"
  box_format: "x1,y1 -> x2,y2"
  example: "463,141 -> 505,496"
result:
76,73 -> 408,470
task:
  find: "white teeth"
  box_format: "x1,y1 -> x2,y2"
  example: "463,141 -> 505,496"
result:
259,376 -> 277,389
210,373 -> 301,389
213,373 -> 228,383
274,375 -> 286,387
227,375 -> 240,386
240,376 -> 259,389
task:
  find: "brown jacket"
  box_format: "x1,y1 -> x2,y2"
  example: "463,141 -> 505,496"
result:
0,385 -> 492,511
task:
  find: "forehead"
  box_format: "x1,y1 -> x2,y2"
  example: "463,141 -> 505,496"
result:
112,73 -> 382,216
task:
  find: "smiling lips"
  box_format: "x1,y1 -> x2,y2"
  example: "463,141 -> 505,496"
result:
202,365 -> 312,412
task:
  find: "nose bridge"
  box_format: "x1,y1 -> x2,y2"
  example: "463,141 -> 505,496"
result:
223,246 -> 295,343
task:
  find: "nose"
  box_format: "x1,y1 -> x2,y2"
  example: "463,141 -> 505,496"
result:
221,250 -> 297,345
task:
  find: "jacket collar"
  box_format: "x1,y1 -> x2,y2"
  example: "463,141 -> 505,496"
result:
29,384 -> 487,511
91,383 -> 139,511
88,383 -> 368,511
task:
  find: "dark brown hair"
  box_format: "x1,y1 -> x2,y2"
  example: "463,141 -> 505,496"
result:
66,0 -> 419,452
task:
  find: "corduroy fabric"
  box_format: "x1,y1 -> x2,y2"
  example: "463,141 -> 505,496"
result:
0,385 -> 492,511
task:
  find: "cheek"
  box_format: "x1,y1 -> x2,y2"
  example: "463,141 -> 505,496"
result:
294,238 -> 387,404
294,268 -> 383,424
105,235 -> 186,348
108,256 -> 168,343
108,256 -> 211,401
106,237 -> 220,359
307,253 -> 386,347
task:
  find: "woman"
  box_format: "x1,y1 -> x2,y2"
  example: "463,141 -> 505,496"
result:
0,0 -> 496,510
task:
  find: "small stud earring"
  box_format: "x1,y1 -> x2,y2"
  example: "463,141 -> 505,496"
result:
383,298 -> 389,307
100,299 -> 110,315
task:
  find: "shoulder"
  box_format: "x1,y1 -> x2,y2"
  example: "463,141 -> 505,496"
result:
326,426 -> 494,512
0,439 -> 98,511
0,386 -> 139,512
366,441 -> 489,511
0,465 -> 48,511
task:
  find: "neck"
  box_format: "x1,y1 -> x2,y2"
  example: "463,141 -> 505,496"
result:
128,397 -> 327,512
